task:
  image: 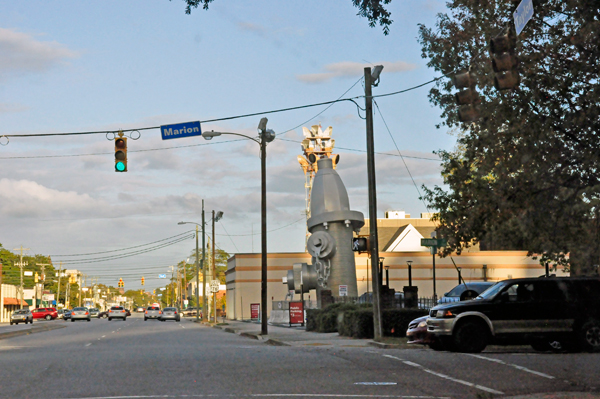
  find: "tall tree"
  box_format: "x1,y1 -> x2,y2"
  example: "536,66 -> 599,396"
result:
175,0 -> 394,34
418,0 -> 600,274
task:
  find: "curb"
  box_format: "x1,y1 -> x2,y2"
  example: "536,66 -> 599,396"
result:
264,338 -> 290,346
368,341 -> 415,349
239,332 -> 261,340
0,323 -> 66,341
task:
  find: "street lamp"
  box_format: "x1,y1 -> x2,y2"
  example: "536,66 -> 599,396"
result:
406,260 -> 413,287
384,263 -> 390,287
202,118 -> 275,335
212,209 -> 223,324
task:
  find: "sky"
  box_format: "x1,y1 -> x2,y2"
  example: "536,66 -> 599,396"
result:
0,0 -> 455,291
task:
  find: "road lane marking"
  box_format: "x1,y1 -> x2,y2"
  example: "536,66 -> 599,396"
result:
383,355 -> 504,395
464,353 -> 555,379
72,395 -> 452,398
85,343 -> 91,347
383,354 -> 404,361
102,335 -> 106,338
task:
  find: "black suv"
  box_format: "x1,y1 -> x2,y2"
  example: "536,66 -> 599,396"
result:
427,277 -> 600,353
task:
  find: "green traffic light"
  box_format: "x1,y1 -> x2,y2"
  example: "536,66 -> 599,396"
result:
116,161 -> 126,172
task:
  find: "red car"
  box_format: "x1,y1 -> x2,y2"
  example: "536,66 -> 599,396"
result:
406,315 -> 444,350
31,307 -> 58,320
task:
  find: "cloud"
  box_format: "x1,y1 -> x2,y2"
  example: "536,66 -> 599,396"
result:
296,61 -> 417,84
0,103 -> 29,114
0,28 -> 79,79
0,178 -> 106,218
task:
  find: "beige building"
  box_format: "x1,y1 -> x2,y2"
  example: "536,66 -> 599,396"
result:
225,213 -> 568,320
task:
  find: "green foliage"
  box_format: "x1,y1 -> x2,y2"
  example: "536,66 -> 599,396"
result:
418,1 -> 600,274
306,308 -> 320,331
339,308 -> 374,339
382,309 -> 428,337
177,0 -> 394,35
0,243 -> 56,289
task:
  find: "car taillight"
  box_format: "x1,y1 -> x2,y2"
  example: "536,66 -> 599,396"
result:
85,312 -> 89,315
109,310 -> 112,313
145,311 -> 148,314
174,311 -> 177,314
121,310 -> 125,313
159,311 -> 162,314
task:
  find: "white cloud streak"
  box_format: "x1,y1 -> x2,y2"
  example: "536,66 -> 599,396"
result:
296,61 -> 417,84
0,28 -> 79,79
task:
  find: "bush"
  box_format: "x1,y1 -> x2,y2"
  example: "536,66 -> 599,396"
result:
305,309 -> 320,331
339,308 -> 375,338
382,309 -> 429,337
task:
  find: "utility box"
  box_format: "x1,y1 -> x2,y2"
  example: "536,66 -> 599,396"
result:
403,286 -> 419,308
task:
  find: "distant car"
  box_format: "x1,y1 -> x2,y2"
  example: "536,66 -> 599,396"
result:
135,307 -> 145,313
437,282 -> 495,304
31,307 -> 58,320
10,309 -> 33,325
160,307 -> 181,322
108,306 -> 127,321
57,309 -> 65,319
125,309 -> 131,316
182,307 -> 198,317
98,310 -> 109,318
89,308 -> 100,318
71,307 -> 91,322
145,306 -> 161,321
63,309 -> 72,320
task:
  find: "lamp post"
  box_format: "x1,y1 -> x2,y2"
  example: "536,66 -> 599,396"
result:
202,118 -> 275,335
385,264 -> 390,287
406,260 -> 413,287
457,267 -> 462,284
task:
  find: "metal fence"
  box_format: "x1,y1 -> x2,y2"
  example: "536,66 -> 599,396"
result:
327,294 -> 437,311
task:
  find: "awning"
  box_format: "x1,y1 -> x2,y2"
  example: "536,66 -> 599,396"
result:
3,298 -> 28,306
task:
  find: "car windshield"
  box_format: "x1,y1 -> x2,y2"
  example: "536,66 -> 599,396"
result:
73,307 -> 87,311
14,310 -> 29,315
476,282 -> 506,300
164,308 -> 176,311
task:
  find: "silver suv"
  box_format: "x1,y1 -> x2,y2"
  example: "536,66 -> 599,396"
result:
108,306 -> 127,321
144,306 -> 161,321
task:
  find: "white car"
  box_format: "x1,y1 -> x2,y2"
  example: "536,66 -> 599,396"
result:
108,306 -> 127,321
71,307 -> 91,322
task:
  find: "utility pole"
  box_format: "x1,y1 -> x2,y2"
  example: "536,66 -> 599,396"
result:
57,262 -> 63,308
364,66 -> 383,340
78,273 -> 82,307
36,263 -> 50,306
195,223 -> 200,322
201,201 -> 207,321
13,246 -> 29,310
169,266 -> 175,307
212,210 -> 216,323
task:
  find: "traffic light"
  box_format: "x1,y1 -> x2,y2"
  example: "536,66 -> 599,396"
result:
141,277 -> 145,286
115,135 -> 128,172
453,71 -> 480,122
490,29 -> 519,90
352,237 -> 369,254
118,278 -> 124,288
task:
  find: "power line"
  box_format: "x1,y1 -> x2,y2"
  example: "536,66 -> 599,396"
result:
1,76 -> 440,140
49,230 -> 195,257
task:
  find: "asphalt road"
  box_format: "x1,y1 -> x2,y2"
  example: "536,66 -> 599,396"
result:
0,314 -> 598,399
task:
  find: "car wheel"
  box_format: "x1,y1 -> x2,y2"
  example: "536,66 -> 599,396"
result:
452,320 -> 489,353
578,319 -> 600,352
87,318 -> 91,322
10,321 -> 13,325
45,315 -> 52,320
71,319 -> 74,322
108,318 -> 112,321
144,317 -> 147,321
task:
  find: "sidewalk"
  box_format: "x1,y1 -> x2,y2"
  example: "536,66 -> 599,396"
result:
191,318 -> 406,348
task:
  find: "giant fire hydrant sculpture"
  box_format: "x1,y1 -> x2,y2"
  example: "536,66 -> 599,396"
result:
285,157 -> 364,307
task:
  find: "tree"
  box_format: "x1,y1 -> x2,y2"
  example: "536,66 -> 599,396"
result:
175,0 -> 394,35
418,1 -> 600,274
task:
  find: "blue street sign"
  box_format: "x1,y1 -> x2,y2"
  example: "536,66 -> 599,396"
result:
514,0 -> 534,35
160,121 -> 202,140
158,274 -> 166,279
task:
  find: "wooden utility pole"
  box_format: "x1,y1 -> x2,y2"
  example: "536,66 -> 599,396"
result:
13,246 -> 29,309
364,67 -> 382,340
36,263 -> 50,306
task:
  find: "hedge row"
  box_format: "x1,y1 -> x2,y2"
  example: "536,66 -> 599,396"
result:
306,303 -> 428,339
